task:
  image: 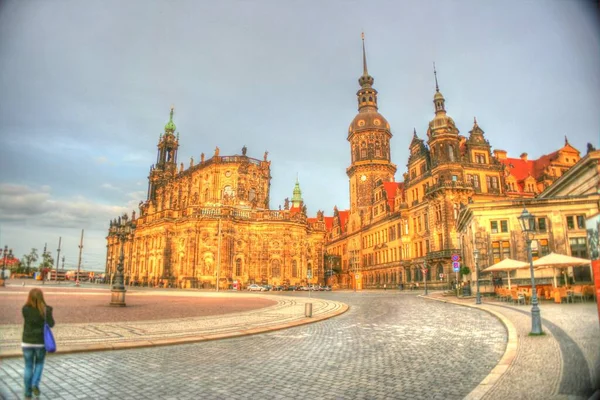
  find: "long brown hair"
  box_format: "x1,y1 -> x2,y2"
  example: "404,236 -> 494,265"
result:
24,288 -> 47,317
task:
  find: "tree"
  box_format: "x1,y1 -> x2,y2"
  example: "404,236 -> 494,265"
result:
22,248 -> 38,275
38,250 -> 54,272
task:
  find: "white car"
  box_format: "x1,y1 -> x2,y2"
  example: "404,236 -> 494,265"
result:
247,284 -> 266,292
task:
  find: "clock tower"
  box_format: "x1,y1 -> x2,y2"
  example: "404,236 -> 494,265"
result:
346,34 -> 396,222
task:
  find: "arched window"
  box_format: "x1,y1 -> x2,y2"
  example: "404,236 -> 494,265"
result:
222,185 -> 234,199
448,145 -> 455,162
292,260 -> 298,278
271,259 -> 281,278
375,141 -> 381,157
235,258 -> 242,276
248,188 -> 256,202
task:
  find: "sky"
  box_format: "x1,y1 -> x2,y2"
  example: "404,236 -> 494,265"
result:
0,0 -> 599,272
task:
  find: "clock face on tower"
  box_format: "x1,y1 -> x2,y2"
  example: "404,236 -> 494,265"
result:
360,174 -> 367,182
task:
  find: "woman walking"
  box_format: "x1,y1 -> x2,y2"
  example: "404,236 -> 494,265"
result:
22,288 -> 55,399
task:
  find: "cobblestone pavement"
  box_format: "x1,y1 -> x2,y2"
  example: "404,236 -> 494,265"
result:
0,291 -> 506,400
428,292 -> 600,400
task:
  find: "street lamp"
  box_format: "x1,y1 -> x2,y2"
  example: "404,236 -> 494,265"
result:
422,264 -> 428,295
110,213 -> 135,307
2,246 -> 13,286
518,207 -> 543,335
474,248 -> 481,305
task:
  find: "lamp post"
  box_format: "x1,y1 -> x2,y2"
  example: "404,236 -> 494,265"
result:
2,246 -> 13,286
110,213 -> 134,307
422,264 -> 428,295
518,207 -> 543,335
474,249 -> 481,305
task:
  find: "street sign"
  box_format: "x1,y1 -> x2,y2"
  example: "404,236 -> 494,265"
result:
452,261 -> 460,272
439,273 -> 444,278
451,254 -> 460,262
422,269 -> 428,274
355,273 -> 359,279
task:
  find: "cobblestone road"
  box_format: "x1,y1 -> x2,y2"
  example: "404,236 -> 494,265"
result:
0,292 -> 507,400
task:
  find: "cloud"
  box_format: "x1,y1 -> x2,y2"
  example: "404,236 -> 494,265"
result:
0,183 -> 128,230
95,156 -> 109,164
101,183 -> 118,190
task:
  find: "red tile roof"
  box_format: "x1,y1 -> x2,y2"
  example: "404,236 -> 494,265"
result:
338,210 -> 349,232
323,216 -> 334,231
383,182 -> 402,210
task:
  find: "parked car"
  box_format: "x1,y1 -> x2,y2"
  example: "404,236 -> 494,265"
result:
286,285 -> 297,291
262,284 -> 273,291
248,284 -> 266,292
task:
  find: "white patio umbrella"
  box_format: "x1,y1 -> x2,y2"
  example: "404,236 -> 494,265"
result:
481,258 -> 529,289
531,252 -> 591,288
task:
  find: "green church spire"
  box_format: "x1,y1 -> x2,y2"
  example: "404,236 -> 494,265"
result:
291,175 -> 303,208
164,106 -> 176,132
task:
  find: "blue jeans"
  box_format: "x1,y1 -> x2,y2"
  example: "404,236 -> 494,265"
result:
23,347 -> 46,397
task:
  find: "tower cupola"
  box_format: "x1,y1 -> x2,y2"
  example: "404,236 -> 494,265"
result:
291,176 -> 303,208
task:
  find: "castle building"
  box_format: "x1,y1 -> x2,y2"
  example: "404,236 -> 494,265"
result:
106,108 -> 327,289
325,37 -> 590,290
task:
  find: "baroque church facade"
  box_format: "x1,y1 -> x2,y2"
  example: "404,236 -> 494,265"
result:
107,38 -> 594,290
106,108 -> 327,289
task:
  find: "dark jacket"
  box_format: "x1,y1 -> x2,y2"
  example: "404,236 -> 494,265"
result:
22,305 -> 55,345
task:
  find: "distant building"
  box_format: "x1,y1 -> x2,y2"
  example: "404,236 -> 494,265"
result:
106,108 -> 326,289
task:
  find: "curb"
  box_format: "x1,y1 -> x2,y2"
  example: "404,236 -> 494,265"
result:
0,302 -> 349,359
420,292 -> 518,400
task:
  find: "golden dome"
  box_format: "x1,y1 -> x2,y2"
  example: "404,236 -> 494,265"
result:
348,111 -> 390,134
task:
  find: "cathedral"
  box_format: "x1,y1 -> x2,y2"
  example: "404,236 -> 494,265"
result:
107,37 -> 597,290
106,108 -> 327,289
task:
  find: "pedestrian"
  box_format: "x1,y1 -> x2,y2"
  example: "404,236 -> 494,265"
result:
22,288 -> 55,400
384,283 -> 387,291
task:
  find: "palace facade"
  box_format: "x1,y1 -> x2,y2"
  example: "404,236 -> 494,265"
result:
106,108 -> 327,289
325,38 -> 594,290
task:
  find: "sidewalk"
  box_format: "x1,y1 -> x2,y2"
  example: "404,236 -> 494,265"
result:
0,284 -> 348,359
425,291 -> 600,400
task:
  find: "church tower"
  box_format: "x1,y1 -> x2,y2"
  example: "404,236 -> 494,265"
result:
147,107 -> 180,201
346,34 -> 396,221
291,176 -> 303,208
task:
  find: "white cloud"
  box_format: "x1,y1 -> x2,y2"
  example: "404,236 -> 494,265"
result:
101,183 -> 118,190
0,183 -> 128,230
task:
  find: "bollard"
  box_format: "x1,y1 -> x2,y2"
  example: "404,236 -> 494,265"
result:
305,302 -> 313,317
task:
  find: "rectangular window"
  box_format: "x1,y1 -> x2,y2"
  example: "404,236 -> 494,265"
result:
417,216 -> 422,232
531,240 -> 540,260
566,216 -> 575,230
577,215 -> 585,229
424,213 -> 429,231
452,175 -> 458,182
491,221 -> 498,234
569,237 -> 588,258
539,238 -> 549,256
491,240 -> 511,264
425,240 -> 430,253
491,220 -> 508,233
537,217 -> 547,233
